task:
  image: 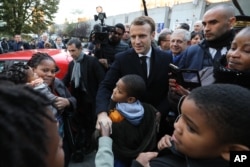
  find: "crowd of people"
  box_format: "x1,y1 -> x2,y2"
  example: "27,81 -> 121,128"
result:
0,33 -> 67,53
1,3 -> 250,167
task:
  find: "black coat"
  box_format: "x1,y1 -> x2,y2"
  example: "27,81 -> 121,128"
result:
131,144 -> 228,167
112,103 -> 158,162
96,47 -> 172,116
62,54 -> 105,108
52,77 -> 77,112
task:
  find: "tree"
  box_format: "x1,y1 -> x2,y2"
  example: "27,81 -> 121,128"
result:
63,21 -> 91,39
74,22 -> 91,39
0,0 -> 59,35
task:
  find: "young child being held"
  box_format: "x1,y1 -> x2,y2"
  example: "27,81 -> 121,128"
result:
2,62 -> 58,115
132,83 -> 250,167
106,74 -> 159,167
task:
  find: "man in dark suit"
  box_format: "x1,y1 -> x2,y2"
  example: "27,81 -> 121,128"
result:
12,34 -> 30,51
95,16 -> 173,138
63,38 -> 105,155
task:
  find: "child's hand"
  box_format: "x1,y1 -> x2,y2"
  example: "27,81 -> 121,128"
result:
136,152 -> 158,167
157,134 -> 172,151
29,78 -> 44,87
99,121 -> 111,136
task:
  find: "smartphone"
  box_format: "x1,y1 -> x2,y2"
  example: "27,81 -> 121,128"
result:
169,63 -> 201,90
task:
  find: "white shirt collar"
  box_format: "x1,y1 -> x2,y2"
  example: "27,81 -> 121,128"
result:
138,47 -> 152,58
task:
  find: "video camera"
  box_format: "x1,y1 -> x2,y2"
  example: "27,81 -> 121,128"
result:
89,24 -> 115,44
89,6 -> 115,44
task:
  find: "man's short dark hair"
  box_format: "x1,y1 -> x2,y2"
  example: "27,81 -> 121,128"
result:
179,23 -> 190,31
115,23 -> 125,33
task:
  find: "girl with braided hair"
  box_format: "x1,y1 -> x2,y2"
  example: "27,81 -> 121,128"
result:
0,84 -> 64,167
1,62 -> 58,115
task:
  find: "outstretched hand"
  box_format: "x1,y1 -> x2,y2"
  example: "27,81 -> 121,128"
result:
99,121 -> 111,137
136,152 -> 158,167
96,112 -> 112,130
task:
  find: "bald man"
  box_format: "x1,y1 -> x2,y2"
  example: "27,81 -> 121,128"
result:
178,4 -> 236,74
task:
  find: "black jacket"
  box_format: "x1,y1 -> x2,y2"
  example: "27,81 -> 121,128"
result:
63,54 -> 105,107
96,47 -> 172,116
131,144 -> 228,167
112,103 -> 159,163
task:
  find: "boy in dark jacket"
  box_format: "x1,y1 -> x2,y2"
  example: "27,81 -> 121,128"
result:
132,84 -> 250,167
108,74 -> 159,167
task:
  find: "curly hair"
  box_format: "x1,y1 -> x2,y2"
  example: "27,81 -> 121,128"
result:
27,52 -> 58,72
1,62 -> 30,84
187,84 -> 250,148
0,84 -> 56,167
120,74 -> 146,100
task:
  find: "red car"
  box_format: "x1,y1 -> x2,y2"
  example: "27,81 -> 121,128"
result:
0,49 -> 72,79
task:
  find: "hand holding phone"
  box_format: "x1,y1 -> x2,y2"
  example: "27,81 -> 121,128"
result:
169,63 -> 201,90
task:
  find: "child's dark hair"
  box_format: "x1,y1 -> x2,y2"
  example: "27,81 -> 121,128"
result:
178,23 -> 190,31
1,62 -> 30,84
0,84 -> 56,167
27,52 -> 59,72
120,74 -> 146,100
187,84 -> 250,148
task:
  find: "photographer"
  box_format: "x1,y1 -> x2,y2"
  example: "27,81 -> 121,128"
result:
93,23 -> 129,71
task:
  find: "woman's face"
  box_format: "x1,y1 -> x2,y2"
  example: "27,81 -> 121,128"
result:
227,30 -> 250,71
33,59 -> 57,86
191,34 -> 202,45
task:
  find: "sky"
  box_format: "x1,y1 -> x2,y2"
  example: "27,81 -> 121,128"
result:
54,0 -> 141,24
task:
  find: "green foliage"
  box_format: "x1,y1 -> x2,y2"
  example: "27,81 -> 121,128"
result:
63,22 -> 91,39
0,0 -> 60,35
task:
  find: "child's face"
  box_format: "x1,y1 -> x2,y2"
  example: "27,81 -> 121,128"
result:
172,97 -> 226,159
45,109 -> 64,167
111,79 -> 129,103
226,30 -> 250,71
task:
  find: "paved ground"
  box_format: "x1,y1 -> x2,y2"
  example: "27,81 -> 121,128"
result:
69,151 -> 96,167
